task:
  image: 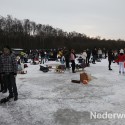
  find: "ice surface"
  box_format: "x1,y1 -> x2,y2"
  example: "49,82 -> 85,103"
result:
0,59 -> 125,125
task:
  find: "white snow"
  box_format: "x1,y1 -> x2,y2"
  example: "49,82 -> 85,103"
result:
0,59 -> 125,125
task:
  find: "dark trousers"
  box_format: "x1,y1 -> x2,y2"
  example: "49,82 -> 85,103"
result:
3,74 -> 18,97
86,57 -> 90,64
105,53 -> 107,58
0,76 -> 7,91
0,76 -> 3,91
71,60 -> 75,72
108,60 -> 112,69
65,59 -> 70,68
92,55 -> 96,63
98,54 -> 102,59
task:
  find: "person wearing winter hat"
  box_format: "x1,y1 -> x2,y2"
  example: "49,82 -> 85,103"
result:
117,49 -> 125,74
120,49 -> 124,54
0,45 -> 18,101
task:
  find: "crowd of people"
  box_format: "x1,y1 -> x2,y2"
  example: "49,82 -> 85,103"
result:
27,47 -> 107,73
0,45 -> 125,102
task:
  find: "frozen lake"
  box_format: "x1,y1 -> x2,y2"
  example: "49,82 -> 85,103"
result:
0,59 -> 125,125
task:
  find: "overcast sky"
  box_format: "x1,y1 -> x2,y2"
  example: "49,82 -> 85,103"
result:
0,0 -> 125,40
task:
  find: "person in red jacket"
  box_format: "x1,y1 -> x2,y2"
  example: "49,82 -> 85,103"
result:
117,49 -> 125,74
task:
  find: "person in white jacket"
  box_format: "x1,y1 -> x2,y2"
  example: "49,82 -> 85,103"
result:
82,50 -> 87,64
98,48 -> 102,59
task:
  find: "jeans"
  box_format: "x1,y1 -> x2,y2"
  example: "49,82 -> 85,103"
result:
3,74 -> 18,97
119,62 -> 124,73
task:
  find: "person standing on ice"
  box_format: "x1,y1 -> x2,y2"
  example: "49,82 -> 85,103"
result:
98,48 -> 102,59
40,50 -> 45,64
86,48 -> 91,65
64,48 -> 70,69
117,49 -> 125,74
0,51 -> 5,93
82,50 -> 87,65
103,48 -> 107,59
92,47 -> 97,64
108,49 -> 114,70
60,54 -> 65,64
0,46 -> 18,101
70,49 -> 76,73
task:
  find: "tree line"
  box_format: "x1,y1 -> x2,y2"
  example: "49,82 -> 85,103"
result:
0,15 -> 125,52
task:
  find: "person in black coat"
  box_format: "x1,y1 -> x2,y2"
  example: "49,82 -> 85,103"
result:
0,51 -> 5,93
86,48 -> 91,65
103,48 -> 107,59
92,47 -> 97,64
108,49 -> 114,70
64,49 -> 70,69
0,46 -> 18,101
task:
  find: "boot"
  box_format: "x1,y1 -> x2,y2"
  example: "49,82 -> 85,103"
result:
7,94 -> 14,99
14,96 -> 18,101
109,68 -> 112,70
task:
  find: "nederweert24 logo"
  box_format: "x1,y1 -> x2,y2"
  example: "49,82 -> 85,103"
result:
90,112 -> 125,119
